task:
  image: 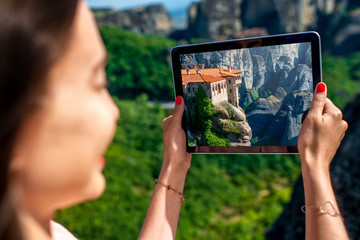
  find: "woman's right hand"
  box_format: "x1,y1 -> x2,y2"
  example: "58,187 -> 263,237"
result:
298,82 -> 348,171
162,96 -> 191,172
298,83 -> 350,240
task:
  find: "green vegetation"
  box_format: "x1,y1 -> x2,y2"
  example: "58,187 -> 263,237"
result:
260,90 -> 273,99
100,26 -> 176,101
223,102 -> 233,117
55,26 -> 360,240
55,97 -> 300,240
222,119 -> 242,137
194,86 -> 230,146
251,90 -> 260,101
322,52 -> 360,109
204,128 -> 230,146
243,101 -> 252,112
250,136 -> 259,145
195,86 -> 213,131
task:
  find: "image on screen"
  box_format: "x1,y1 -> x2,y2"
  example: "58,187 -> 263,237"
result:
180,42 -> 313,147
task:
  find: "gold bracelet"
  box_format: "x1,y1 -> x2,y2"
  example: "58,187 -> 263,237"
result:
301,200 -> 341,217
154,179 -> 185,203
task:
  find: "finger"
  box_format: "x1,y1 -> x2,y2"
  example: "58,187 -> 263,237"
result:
162,116 -> 172,131
323,99 -> 343,121
342,120 -> 348,131
172,96 -> 185,126
323,98 -> 337,115
163,115 -> 172,124
309,82 -> 327,116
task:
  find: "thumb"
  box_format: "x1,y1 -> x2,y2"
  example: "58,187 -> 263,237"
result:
172,96 -> 185,125
309,82 -> 327,115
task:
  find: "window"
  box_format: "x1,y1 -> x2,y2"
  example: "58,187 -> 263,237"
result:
212,86 -> 214,92
230,89 -> 232,93
229,79 -> 231,84
218,84 -> 221,94
187,88 -> 190,93
193,88 -> 195,92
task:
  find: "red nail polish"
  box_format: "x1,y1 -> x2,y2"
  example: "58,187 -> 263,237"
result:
317,82 -> 326,93
98,156 -> 105,167
176,96 -> 182,105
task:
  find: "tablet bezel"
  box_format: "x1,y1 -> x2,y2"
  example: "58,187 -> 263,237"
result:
171,31 -> 322,154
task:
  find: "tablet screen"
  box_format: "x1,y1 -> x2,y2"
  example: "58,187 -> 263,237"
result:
179,42 -> 313,148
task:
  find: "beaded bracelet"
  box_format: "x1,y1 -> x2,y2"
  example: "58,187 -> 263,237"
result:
301,200 -> 341,217
155,179 -> 185,203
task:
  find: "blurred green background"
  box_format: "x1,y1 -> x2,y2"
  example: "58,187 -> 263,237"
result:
55,0 -> 360,236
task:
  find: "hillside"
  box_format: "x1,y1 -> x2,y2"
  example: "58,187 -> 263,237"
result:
100,26 -> 176,101
55,27 -> 360,240
55,96 -> 302,240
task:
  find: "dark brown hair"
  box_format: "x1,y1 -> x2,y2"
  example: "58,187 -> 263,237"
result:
0,0 -> 78,239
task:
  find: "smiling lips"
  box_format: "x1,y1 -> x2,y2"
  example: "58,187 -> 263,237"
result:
98,156 -> 105,167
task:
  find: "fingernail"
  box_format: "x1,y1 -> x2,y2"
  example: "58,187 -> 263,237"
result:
98,156 -> 105,167
176,96 -> 182,105
317,82 -> 326,93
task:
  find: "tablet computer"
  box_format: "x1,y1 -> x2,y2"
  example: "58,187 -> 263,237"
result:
171,31 -> 322,154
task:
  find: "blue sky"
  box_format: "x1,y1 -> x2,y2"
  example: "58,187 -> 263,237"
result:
85,0 -> 199,11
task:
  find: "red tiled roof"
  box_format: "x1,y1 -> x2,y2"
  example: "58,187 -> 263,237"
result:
181,68 -> 242,85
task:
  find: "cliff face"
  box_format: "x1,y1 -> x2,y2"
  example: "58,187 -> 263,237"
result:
330,14 -> 360,56
189,0 -> 336,37
212,101 -> 252,146
185,99 -> 252,146
180,48 -> 254,88
266,92 -> 360,240
181,42 -> 312,146
188,0 -> 243,40
93,0 -> 360,56
180,43 -> 306,94
183,0 -> 360,55
94,5 -> 172,35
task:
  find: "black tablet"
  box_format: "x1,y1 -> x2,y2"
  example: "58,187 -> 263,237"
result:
171,31 -> 322,154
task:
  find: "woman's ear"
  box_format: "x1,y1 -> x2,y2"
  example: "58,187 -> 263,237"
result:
9,113 -> 40,174
9,151 -> 26,174
9,125 -> 30,174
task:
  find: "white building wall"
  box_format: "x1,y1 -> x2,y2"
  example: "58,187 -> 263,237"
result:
226,77 -> 242,107
183,77 -> 241,106
183,82 -> 212,99
210,80 -> 227,104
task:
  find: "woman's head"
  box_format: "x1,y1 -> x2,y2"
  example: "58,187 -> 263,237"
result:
0,0 -> 119,237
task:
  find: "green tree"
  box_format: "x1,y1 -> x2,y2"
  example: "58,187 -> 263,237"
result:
322,52 -> 360,109
100,26 -> 177,100
194,86 -> 213,131
54,23 -> 360,239
194,86 -> 230,146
